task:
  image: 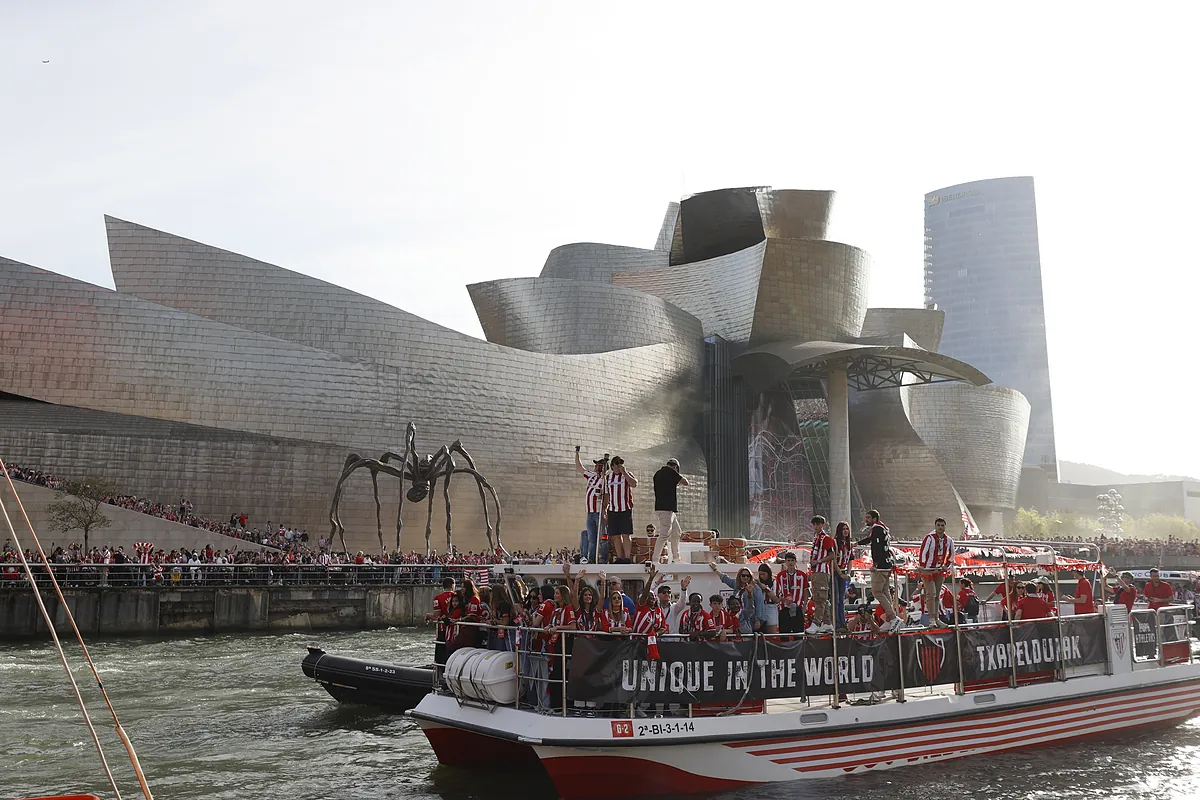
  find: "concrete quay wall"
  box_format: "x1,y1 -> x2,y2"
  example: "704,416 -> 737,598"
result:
0,584 -> 436,640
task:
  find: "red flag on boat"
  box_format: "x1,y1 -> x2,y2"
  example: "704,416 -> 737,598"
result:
646,635 -> 660,660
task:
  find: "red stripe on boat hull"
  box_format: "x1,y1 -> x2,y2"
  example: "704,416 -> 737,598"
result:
541,756 -> 751,799
421,724 -> 539,766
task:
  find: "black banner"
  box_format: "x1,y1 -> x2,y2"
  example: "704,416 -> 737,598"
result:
567,637 -> 899,704
1132,614 -> 1158,660
568,617 -> 1110,704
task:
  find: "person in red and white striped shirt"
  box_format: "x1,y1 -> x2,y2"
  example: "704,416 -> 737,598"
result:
605,456 -> 638,564
917,518 -> 955,627
678,593 -> 717,640
574,448 -> 608,564
833,521 -> 854,631
633,567 -> 668,637
775,551 -> 810,635
806,516 -> 837,634
709,595 -> 738,641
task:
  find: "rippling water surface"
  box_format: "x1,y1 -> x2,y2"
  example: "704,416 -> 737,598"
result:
3,628 -> 1200,799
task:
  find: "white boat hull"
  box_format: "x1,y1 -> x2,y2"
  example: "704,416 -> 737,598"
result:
412,665 -> 1200,798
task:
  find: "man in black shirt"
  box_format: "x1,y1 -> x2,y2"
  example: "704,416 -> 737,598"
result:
651,458 -> 689,564
856,509 -> 901,632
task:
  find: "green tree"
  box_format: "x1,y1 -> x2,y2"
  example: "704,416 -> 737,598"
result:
1008,507 -> 1050,539
47,476 -> 118,552
1127,514 -> 1200,541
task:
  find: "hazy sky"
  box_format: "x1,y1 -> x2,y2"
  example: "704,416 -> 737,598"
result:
3,3 -> 1197,478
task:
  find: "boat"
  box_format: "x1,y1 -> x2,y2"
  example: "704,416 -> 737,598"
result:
407,540 -> 1200,799
301,646 -> 435,712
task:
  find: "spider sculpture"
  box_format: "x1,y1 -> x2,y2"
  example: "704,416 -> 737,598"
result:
328,422 -> 503,556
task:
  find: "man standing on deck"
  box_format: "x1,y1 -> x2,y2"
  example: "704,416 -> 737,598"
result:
574,448 -> 606,563
606,456 -> 637,563
917,518 -> 954,627
426,577 -> 456,669
856,510 -> 901,632
1144,568 -> 1175,610
651,458 -> 689,564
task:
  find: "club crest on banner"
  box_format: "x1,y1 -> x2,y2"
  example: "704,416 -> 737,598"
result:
1113,629 -> 1127,659
915,636 -> 947,684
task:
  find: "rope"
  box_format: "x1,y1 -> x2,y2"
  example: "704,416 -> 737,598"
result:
0,480 -> 122,798
1,457 -> 154,799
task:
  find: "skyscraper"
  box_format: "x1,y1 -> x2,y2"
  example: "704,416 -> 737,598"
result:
923,176 -> 1058,479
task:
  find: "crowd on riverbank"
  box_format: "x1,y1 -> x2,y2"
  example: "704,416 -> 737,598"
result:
0,537 -> 577,570
1025,535 -> 1200,558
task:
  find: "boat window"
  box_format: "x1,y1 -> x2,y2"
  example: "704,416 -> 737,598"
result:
800,712 -> 828,725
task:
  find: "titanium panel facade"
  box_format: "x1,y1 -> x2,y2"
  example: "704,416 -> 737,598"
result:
904,383 -> 1031,514
613,241 -> 767,344
653,202 -> 680,252
678,187 -> 767,264
861,308 -> 945,352
468,278 -> 702,355
755,190 -> 835,241
750,239 -> 869,346
106,217 -> 474,369
675,187 -> 835,264
848,387 -> 968,539
540,242 -> 668,283
924,176 -> 1058,479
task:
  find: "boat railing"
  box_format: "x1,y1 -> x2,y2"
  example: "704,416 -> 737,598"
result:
435,607 -> 1177,719
0,561 -> 493,588
1128,604 -> 1193,668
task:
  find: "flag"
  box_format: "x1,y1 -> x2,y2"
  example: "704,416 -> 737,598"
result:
646,634 -> 660,661
466,567 -> 490,587
961,511 -> 980,539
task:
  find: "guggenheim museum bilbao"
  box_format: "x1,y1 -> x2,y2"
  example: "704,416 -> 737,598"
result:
0,187 -> 1031,553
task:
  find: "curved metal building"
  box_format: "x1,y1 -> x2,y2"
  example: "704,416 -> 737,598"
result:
1,186 -> 1036,550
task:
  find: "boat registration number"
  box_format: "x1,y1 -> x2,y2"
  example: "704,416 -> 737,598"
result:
611,720 -> 696,738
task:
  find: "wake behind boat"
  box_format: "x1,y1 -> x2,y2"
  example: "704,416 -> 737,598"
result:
408,540 -> 1200,799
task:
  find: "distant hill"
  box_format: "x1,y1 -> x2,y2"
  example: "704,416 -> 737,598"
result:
1059,461 -> 1198,485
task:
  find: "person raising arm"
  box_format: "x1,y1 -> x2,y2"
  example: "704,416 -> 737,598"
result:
710,561 -> 765,634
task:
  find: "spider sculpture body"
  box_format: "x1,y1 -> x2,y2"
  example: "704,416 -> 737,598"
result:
328,422 -> 503,556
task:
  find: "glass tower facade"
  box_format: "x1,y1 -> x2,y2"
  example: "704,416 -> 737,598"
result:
923,176 -> 1058,479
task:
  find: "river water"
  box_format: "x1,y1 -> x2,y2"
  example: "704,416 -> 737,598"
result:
3,628 -> 1200,800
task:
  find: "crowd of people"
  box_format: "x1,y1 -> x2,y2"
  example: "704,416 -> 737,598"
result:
1026,534 -> 1200,559
429,512 -> 1199,656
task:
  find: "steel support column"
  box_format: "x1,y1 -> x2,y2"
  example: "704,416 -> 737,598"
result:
828,364 -> 851,527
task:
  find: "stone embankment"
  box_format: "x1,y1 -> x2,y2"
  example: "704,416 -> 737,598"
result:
0,584 -> 435,640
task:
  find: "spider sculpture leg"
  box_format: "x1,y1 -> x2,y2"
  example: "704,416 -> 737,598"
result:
370,465 -> 384,552
450,465 -> 505,556
329,453 -> 364,552
449,441 -> 493,549
381,448 -> 410,554
329,457 -> 407,553
442,456 -> 456,554
424,487 -> 436,558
